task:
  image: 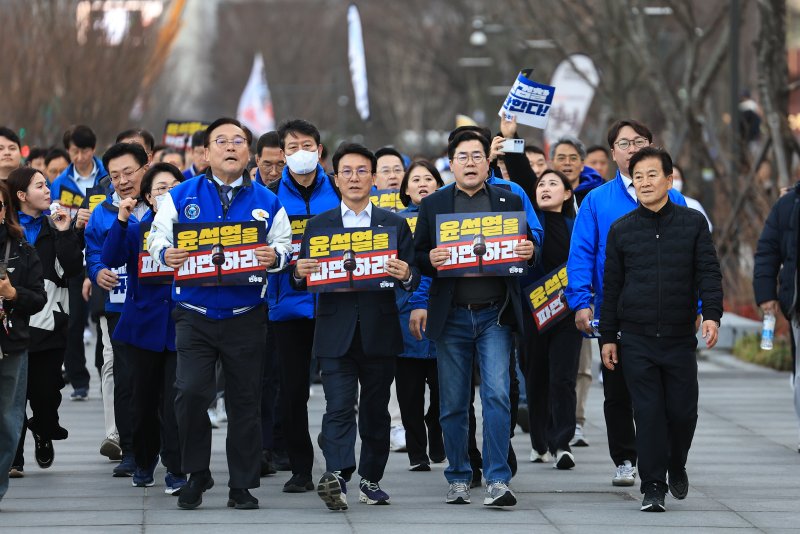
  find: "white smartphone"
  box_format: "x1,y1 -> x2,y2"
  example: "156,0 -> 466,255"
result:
501,138 -> 525,154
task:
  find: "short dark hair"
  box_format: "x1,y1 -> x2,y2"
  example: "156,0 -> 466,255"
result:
534,169 -> 576,218
606,119 -> 653,149
203,118 -> 252,148
277,119 -> 321,150
140,162 -> 185,209
45,148 -> 70,166
191,130 -> 206,148
447,125 -> 493,144
447,130 -> 490,160
586,144 -> 609,157
102,142 -> 149,171
7,167 -> 42,211
26,147 -> 48,164
115,128 -> 155,153
63,125 -> 97,150
524,145 -> 545,157
0,127 -> 21,148
628,146 -> 673,177
256,131 -> 281,156
332,142 -> 376,174
158,147 -> 185,166
375,147 -> 405,168
399,160 -> 444,207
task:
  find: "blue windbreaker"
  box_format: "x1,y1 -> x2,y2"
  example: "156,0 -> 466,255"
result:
101,211 -> 176,352
565,170 -> 687,317
50,157 -> 107,211
266,165 -> 340,321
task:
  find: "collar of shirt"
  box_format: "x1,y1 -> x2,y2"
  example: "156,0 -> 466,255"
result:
340,200 -> 372,228
620,173 -> 637,201
111,192 -> 147,219
72,160 -> 98,194
453,182 -> 488,198
211,174 -> 244,190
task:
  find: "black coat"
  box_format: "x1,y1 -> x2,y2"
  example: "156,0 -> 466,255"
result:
599,200 -> 723,344
27,218 -> 85,351
753,182 -> 800,316
0,226 -> 47,355
291,204 -> 419,358
414,183 -> 534,341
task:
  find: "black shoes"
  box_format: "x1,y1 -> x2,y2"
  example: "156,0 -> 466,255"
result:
283,473 -> 315,493
33,433 -> 54,469
668,468 -> 689,500
272,449 -> 291,471
641,481 -> 667,512
177,471 -> 215,510
227,488 -> 259,510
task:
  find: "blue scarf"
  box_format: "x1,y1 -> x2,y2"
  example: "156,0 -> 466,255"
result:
18,211 -> 44,246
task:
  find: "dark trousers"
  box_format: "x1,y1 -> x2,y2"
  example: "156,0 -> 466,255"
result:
13,348 -> 67,466
273,318 -> 315,476
525,315 -> 583,454
107,313 -> 133,454
395,357 -> 444,465
173,305 -> 267,489
621,333 -> 699,490
597,338 -> 638,466
127,345 -> 180,473
261,319 -> 279,451
318,329 -> 395,483
64,275 -> 89,390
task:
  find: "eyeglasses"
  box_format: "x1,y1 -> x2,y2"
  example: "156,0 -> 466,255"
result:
338,168 -> 371,179
614,137 -> 649,151
259,161 -> 285,172
110,165 -> 144,181
554,154 -> 581,163
213,136 -> 247,148
453,152 -> 486,166
151,184 -> 179,194
378,166 -> 404,176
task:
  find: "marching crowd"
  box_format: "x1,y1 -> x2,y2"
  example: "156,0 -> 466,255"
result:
0,114 -> 724,515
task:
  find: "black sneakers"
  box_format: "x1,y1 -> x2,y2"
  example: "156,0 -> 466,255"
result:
641,482 -> 667,512
668,468 -> 689,500
177,471 -> 215,510
227,488 -> 259,510
283,473 -> 315,493
33,433 -> 54,469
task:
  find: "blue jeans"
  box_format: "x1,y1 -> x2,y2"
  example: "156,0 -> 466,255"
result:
0,352 -> 28,500
435,305 -> 512,484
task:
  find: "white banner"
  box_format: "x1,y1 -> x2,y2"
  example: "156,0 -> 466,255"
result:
348,4 -> 370,121
237,52 -> 275,136
543,55 -> 599,146
498,69 -> 556,130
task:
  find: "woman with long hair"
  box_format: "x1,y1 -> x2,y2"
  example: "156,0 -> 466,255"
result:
7,168 -> 84,476
0,180 -> 46,502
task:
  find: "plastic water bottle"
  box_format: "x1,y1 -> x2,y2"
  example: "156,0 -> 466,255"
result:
760,312 -> 776,350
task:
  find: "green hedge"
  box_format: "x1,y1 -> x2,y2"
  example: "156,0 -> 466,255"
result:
732,334 -> 794,371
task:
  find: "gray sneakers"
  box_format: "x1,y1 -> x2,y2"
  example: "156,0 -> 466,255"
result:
446,482 -> 470,504
483,481 -> 516,507
612,460 -> 636,486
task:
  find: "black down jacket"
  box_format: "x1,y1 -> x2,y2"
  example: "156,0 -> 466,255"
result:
753,181 -> 800,317
599,200 -> 723,344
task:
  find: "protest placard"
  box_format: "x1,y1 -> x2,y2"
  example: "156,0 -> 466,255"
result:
138,222 -> 174,284
523,263 -> 571,333
369,189 -> 405,212
435,212 -> 527,277
498,69 -> 556,130
162,119 -> 209,150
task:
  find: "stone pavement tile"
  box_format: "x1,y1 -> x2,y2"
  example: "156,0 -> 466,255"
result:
737,511 -> 800,529
12,527 -> 142,534
2,496 -> 146,512
558,527 -> 763,534
146,526 -> 355,534
352,525 -> 561,534
0,510 -> 144,528
716,498 -> 800,513
542,508 -> 753,528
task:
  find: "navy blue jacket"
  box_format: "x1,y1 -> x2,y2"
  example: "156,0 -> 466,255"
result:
102,211 -> 176,352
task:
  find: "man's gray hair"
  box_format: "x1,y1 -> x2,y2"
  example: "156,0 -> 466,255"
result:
549,135 -> 587,160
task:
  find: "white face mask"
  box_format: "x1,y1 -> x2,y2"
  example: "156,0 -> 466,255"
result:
672,179 -> 683,193
285,149 -> 319,175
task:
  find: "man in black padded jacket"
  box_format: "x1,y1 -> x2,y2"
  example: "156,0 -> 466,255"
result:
599,146 -> 722,513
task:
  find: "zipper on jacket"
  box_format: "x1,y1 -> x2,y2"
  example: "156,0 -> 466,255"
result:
656,217 -> 661,337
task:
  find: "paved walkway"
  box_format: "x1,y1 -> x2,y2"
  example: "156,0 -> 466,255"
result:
2,347 -> 800,533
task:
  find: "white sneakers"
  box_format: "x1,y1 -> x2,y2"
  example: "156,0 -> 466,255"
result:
554,450 -> 575,470
570,424 -> 589,447
207,397 -> 227,429
530,450 -> 552,463
612,460 -> 636,486
390,425 -> 407,452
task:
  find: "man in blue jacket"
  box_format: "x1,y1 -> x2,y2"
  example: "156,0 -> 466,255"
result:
86,143 -> 152,474
148,117 -> 292,511
565,119 -> 687,488
266,119 -> 339,493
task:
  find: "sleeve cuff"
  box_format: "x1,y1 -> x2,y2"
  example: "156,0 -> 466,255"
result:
600,333 -> 617,346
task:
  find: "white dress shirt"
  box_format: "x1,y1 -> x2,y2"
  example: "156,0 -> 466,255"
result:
341,200 -> 372,228
620,173 -> 637,202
